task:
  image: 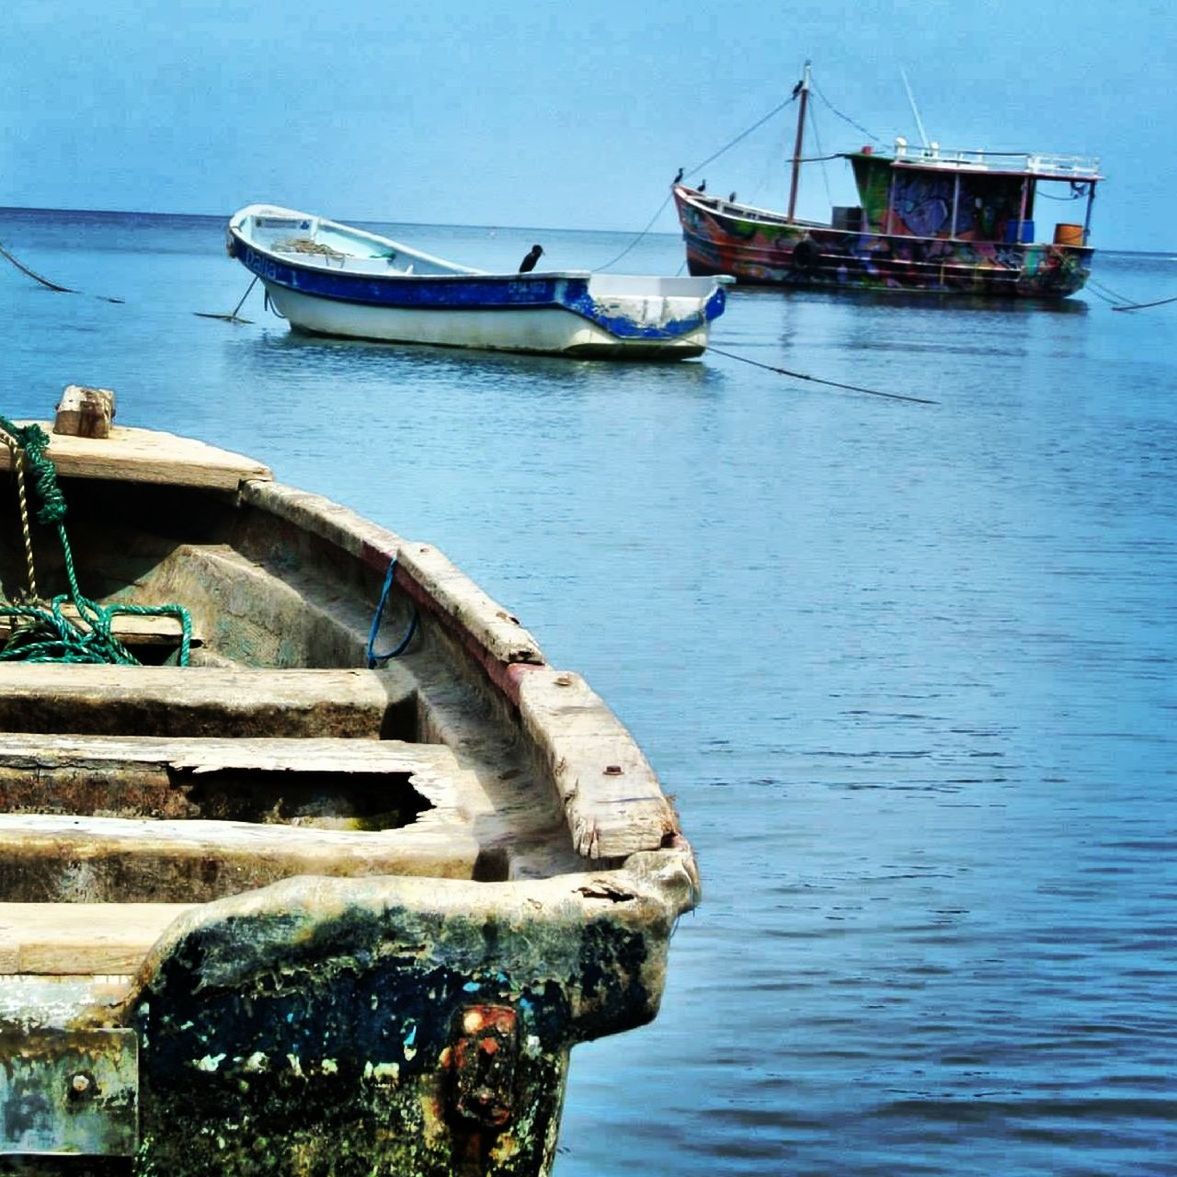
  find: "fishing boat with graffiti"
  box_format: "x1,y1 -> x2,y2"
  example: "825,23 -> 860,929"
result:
0,390 -> 697,1175
672,64 -> 1102,300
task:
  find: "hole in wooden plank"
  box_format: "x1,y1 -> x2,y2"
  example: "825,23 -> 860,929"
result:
472,847 -> 509,882
180,767 -> 432,829
0,766 -> 432,830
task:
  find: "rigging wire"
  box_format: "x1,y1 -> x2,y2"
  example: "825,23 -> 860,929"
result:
705,345 -> 939,405
683,92 -> 800,180
811,81 -> 884,146
594,91 -> 802,270
806,100 -> 834,211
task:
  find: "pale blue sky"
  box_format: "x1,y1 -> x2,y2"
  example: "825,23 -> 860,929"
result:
2,0 -> 1173,251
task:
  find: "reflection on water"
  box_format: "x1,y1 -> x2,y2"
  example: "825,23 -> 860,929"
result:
2,210 -> 1176,1176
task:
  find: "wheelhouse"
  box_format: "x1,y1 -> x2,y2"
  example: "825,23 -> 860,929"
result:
844,143 -> 1102,246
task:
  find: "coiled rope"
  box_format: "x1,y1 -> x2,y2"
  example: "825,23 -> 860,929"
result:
0,415 -> 192,665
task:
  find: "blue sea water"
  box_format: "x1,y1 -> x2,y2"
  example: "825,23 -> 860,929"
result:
1,208 -> 1175,1176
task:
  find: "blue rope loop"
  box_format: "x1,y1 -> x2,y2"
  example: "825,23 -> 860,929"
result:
366,558 -> 419,668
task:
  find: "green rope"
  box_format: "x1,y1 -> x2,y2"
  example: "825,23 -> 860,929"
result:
0,413 -> 193,665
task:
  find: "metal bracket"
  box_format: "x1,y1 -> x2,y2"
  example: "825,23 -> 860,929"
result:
448,1005 -> 518,1128
0,1029 -> 138,1156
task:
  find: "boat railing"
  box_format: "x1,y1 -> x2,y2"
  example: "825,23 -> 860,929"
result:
889,144 -> 1101,179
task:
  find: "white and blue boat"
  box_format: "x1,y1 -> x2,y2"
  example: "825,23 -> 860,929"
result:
227,205 -> 729,359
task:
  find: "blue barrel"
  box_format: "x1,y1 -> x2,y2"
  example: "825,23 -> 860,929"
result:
1004,219 -> 1034,244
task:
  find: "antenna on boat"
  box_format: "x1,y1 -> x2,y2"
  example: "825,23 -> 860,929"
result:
786,60 -> 811,222
899,68 -> 930,150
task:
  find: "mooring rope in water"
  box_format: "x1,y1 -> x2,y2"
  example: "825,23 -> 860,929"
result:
1083,274 -> 1177,312
592,194 -> 674,272
0,414 -> 192,665
1109,293 -> 1177,312
366,558 -> 419,668
0,243 -> 73,292
705,345 -> 939,405
0,242 -> 125,303
1084,275 -> 1138,307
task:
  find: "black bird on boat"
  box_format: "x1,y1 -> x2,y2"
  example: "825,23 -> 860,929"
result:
698,179 -> 706,193
519,244 -> 544,273
673,167 -> 684,184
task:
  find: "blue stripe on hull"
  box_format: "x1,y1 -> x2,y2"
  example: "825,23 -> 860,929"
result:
233,240 -> 725,342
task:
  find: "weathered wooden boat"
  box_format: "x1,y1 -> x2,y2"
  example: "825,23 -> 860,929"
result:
0,391 -> 698,1175
673,64 -> 1102,299
227,204 -> 728,358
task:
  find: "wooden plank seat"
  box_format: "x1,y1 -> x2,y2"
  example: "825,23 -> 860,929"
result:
0,903 -> 196,976
0,734 -> 489,903
0,664 -> 415,738
0,813 -> 483,903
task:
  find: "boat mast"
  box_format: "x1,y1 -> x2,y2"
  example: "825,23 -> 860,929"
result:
786,61 -> 811,222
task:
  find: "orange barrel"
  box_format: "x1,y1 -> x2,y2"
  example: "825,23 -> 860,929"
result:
1053,223 -> 1085,246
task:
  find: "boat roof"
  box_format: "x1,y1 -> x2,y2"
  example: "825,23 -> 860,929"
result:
843,147 -> 1103,182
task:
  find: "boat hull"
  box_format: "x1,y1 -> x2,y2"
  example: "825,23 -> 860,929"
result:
227,206 -> 726,359
0,415 -> 699,1174
262,280 -> 710,358
674,186 -> 1092,299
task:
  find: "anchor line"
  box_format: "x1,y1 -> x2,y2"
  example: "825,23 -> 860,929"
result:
1110,293 -> 1177,312
0,242 -> 124,302
705,345 -> 938,405
0,243 -> 73,292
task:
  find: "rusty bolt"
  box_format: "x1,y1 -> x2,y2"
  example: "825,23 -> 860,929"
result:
603,764 -> 623,776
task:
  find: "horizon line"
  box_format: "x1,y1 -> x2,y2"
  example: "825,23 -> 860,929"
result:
0,204 -> 682,240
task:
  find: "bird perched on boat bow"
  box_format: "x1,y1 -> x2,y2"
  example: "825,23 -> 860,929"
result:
519,244 -> 544,272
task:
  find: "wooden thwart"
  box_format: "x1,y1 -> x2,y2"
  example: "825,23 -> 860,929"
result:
0,731 -> 480,827
0,813 -> 482,903
0,732 -> 487,903
0,902 -> 194,976
0,664 -> 414,738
